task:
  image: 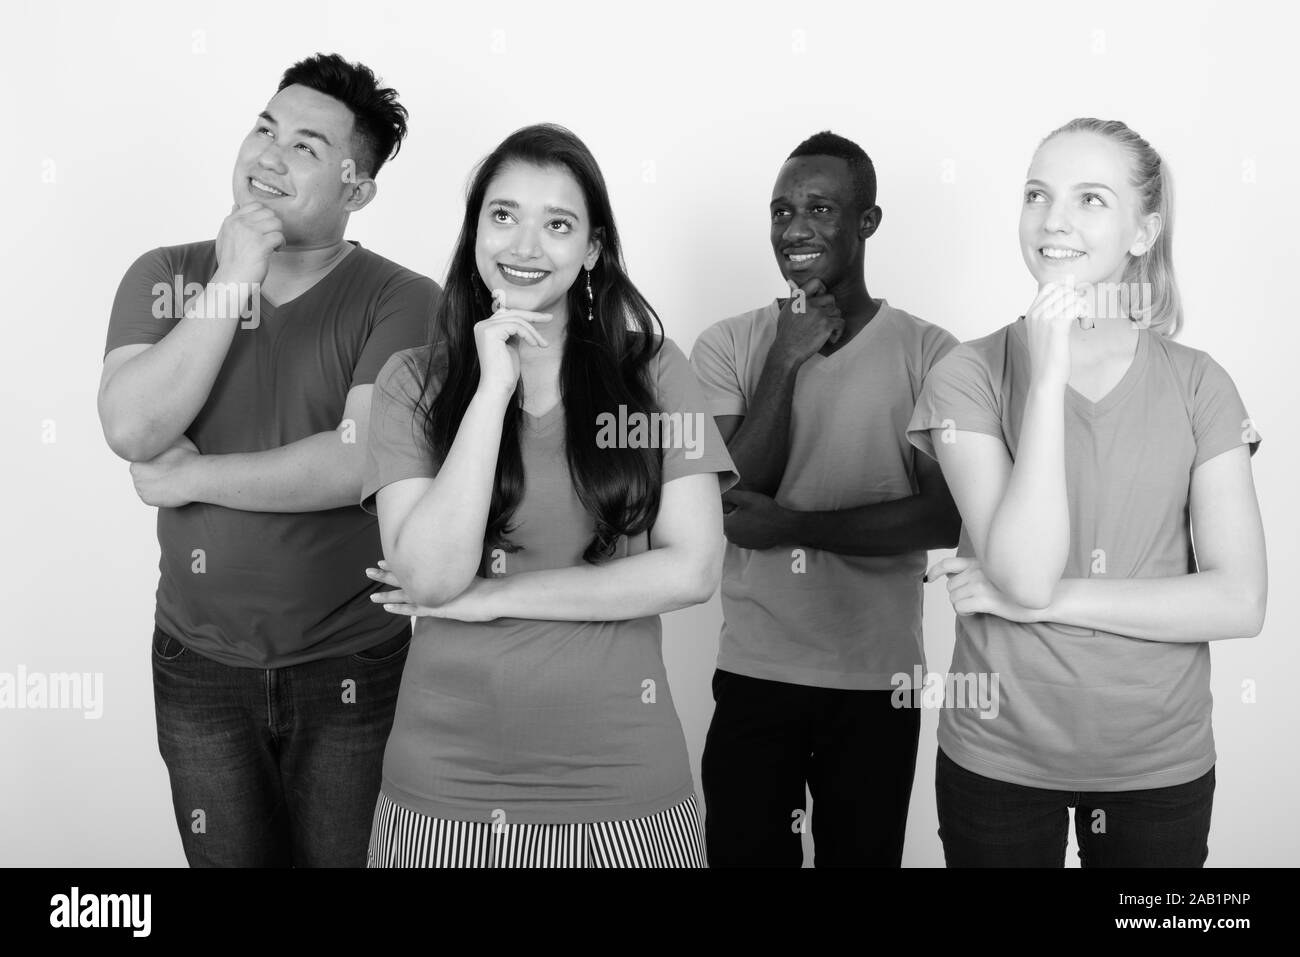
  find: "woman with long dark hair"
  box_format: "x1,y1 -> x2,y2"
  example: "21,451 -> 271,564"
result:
359,124 -> 736,867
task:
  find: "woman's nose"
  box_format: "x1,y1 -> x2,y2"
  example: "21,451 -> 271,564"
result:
510,224 -> 544,258
1042,200 -> 1073,233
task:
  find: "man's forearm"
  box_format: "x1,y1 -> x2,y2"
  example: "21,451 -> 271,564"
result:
726,357 -> 801,495
185,428 -> 363,512
101,275 -> 250,461
779,494 -> 961,557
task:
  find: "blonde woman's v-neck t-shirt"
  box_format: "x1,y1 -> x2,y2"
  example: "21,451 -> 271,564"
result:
906,317 -> 1261,791
361,336 -> 738,823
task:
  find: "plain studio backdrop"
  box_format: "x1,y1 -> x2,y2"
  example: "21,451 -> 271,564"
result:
1,0 -> 1295,867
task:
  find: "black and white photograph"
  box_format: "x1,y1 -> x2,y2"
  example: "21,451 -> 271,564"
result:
2,0 -> 1293,937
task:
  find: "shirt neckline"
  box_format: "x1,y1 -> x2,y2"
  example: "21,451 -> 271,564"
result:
767,297 -> 893,367
1012,316 -> 1150,416
257,240 -> 364,317
521,401 -> 564,433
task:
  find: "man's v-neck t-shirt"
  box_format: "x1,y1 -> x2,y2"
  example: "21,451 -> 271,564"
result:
105,240 -> 438,667
690,299 -> 960,690
906,317 -> 1261,790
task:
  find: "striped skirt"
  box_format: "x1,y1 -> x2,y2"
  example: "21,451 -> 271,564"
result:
366,790 -> 706,868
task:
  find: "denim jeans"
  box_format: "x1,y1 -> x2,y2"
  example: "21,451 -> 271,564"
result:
935,747 -> 1214,867
151,622 -> 409,867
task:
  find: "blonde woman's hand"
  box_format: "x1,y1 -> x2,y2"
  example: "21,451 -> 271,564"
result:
1024,280 -> 1093,389
924,556 -> 1046,624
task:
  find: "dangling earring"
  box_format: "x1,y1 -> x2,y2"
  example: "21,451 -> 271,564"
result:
585,267 -> 594,321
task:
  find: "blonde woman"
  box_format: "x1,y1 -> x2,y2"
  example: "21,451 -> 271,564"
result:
908,118 -> 1266,867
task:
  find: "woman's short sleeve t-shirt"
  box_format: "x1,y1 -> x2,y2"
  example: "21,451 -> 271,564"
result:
362,335 -> 737,823
906,318 -> 1260,791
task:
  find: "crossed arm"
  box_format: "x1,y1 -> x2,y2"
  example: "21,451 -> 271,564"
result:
99,341 -> 373,512
371,385 -> 725,624
929,428 -> 1267,643
374,470 -> 725,622
713,409 -> 961,557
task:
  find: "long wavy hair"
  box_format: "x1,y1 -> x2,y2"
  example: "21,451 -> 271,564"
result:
1040,117 -> 1183,337
417,124 -> 665,568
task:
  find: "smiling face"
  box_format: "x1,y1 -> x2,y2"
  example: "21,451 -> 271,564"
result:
770,155 -> 866,288
1020,130 -> 1158,287
231,84 -> 370,246
474,161 -> 601,319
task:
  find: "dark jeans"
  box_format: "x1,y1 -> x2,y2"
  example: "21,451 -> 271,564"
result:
702,669 -> 921,868
151,622 -> 409,867
935,747 -> 1215,867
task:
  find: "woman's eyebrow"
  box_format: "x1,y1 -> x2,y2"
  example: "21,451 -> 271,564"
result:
1025,178 -> 1117,196
485,198 -> 582,221
1073,181 -> 1118,195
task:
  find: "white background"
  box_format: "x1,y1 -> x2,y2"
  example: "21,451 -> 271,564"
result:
2,0 -> 1295,866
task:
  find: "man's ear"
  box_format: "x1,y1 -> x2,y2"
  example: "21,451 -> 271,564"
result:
343,174 -> 378,213
859,204 -> 883,241
585,226 -> 605,269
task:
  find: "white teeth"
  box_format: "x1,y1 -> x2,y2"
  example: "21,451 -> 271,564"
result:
251,178 -> 286,196
501,264 -> 545,279
1041,248 -> 1084,260
788,252 -> 821,262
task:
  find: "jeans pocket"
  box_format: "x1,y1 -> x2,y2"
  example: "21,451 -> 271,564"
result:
152,626 -> 190,662
350,627 -> 412,664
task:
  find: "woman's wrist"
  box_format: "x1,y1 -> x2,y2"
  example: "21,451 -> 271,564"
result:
1027,374 -> 1068,398
471,381 -> 515,415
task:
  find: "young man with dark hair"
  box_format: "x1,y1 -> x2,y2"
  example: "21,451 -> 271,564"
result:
691,131 -> 961,867
98,53 -> 438,867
